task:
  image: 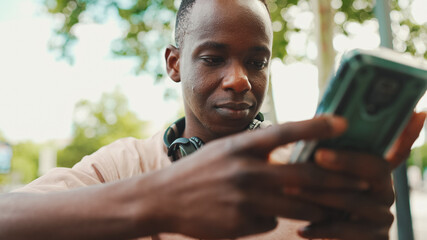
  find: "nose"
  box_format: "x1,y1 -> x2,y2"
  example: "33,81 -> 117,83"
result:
221,62 -> 251,93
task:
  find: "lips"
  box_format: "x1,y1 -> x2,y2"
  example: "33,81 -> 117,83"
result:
215,102 -> 253,119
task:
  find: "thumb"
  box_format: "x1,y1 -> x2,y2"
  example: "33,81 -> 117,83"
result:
386,111 -> 426,169
234,115 -> 348,157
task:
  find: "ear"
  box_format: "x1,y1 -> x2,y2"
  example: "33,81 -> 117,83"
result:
165,45 -> 181,83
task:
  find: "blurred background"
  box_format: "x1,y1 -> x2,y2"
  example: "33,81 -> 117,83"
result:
0,0 -> 426,239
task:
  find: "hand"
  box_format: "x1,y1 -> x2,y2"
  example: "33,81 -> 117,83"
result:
294,112 -> 426,240
386,112 -> 426,169
142,116 -> 369,239
294,150 -> 394,240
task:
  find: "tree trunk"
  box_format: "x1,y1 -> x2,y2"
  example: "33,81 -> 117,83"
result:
261,77 -> 278,124
312,0 -> 336,98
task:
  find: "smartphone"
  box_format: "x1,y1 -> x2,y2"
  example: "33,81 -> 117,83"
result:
290,48 -> 427,163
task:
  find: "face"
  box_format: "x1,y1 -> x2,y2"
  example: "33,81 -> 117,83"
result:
166,0 -> 273,142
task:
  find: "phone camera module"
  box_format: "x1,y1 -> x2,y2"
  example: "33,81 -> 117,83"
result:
365,77 -> 402,115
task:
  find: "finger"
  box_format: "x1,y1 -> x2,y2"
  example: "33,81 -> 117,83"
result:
245,189 -> 328,222
386,112 -> 426,169
298,221 -> 391,240
314,150 -> 391,181
286,189 -> 394,222
314,150 -> 394,201
233,161 -> 370,192
268,163 -> 370,191
233,115 -> 348,157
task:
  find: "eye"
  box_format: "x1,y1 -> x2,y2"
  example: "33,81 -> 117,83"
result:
248,60 -> 268,70
200,56 -> 224,66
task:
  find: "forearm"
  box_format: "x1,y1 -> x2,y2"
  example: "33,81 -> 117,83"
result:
0,175 -> 162,240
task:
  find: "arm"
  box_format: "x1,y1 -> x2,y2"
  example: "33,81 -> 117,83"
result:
0,172 -> 164,240
0,116 -> 364,240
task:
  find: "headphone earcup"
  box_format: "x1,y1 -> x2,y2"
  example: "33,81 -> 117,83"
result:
168,136 -> 204,161
188,136 -> 204,150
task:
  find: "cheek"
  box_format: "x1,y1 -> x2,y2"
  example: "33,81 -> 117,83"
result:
185,71 -> 220,99
182,75 -> 217,112
183,78 -> 212,100
251,74 -> 269,99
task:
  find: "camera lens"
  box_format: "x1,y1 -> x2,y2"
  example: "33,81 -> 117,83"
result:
364,76 -> 402,115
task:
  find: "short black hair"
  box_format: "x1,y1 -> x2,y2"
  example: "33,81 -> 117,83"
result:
175,0 -> 269,48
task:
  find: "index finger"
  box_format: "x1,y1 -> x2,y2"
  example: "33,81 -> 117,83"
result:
233,115 -> 348,157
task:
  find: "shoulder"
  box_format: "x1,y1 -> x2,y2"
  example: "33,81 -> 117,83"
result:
13,132 -> 172,193
73,131 -> 171,182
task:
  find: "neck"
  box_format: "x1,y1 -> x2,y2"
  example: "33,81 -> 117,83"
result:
182,121 -> 219,144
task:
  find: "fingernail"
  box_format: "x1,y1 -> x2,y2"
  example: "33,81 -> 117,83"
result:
417,112 -> 427,125
283,187 -> 301,195
298,225 -> 313,237
315,149 -> 336,165
328,116 -> 348,135
357,181 -> 370,190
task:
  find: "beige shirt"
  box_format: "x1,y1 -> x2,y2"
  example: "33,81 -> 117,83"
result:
15,131 -> 311,240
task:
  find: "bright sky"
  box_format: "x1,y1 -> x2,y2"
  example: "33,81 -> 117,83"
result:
0,0 -> 427,146
0,0 -> 182,142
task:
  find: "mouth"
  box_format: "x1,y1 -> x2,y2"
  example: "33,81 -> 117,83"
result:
215,102 -> 253,119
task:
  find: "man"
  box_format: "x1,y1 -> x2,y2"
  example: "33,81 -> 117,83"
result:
0,0 -> 425,239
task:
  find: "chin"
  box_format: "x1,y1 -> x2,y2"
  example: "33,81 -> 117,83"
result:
210,120 -> 251,138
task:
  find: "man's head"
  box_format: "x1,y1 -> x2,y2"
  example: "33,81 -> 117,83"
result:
165,0 -> 273,142
175,0 -> 269,49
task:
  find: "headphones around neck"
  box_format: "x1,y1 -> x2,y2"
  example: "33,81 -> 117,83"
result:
163,113 -> 265,162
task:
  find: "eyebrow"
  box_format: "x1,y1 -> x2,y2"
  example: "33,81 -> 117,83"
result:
196,41 -> 271,56
250,46 -> 271,56
197,41 -> 227,50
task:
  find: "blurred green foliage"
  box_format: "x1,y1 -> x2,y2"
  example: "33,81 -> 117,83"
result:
0,131 -> 6,142
43,0 -> 427,78
0,141 -> 40,185
408,144 -> 427,171
57,89 -> 148,168
10,142 -> 40,183
0,89 -> 148,185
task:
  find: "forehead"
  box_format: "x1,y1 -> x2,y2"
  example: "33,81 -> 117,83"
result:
183,0 -> 272,52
